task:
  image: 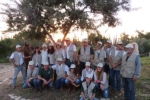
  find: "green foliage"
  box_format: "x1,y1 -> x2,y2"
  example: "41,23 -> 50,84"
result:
1,0 -> 131,42
141,57 -> 150,66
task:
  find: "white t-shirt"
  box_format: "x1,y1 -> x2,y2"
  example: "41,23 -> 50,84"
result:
10,52 -> 24,65
41,49 -> 48,64
66,44 -> 76,59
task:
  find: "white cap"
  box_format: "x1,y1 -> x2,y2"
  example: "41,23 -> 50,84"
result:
49,43 -> 53,46
117,41 -> 123,45
85,62 -> 90,66
97,63 -> 103,68
70,64 -> 76,68
65,38 -> 70,41
86,74 -> 91,78
107,40 -> 112,43
43,61 -> 49,65
16,45 -> 21,48
28,61 -> 34,66
42,43 -> 47,47
125,44 -> 134,48
82,38 -> 88,42
56,42 -> 61,45
57,57 -> 63,61
97,41 -> 102,45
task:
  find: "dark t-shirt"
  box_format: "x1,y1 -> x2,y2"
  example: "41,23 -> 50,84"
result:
38,68 -> 53,81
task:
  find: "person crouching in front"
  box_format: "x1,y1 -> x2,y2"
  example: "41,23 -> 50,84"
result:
37,61 -> 53,92
23,61 -> 39,93
94,63 -> 109,99
65,64 -> 80,92
80,74 -> 98,100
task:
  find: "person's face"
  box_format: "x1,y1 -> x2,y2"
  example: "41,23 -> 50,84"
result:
97,67 -> 102,72
49,46 -> 52,49
57,61 -> 62,65
85,66 -> 90,70
125,48 -> 133,54
97,43 -> 102,48
29,65 -> 34,70
65,40 -> 71,45
16,47 -> 22,52
82,41 -> 88,46
86,77 -> 91,83
44,65 -> 49,70
36,48 -> 39,52
56,45 -> 61,49
132,44 -> 135,49
106,42 -> 112,47
42,46 -> 47,50
70,68 -> 74,72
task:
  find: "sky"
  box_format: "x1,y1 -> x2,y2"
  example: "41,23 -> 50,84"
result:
0,0 -> 150,40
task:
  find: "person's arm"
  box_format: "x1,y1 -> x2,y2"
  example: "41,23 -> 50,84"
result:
134,56 -> 141,79
90,47 -> 94,63
9,53 -> 18,67
65,65 -> 70,75
77,48 -> 81,65
100,72 -> 107,84
51,65 -> 56,70
73,45 -> 77,62
81,70 -> 84,81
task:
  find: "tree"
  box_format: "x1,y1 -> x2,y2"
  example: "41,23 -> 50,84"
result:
120,32 -> 130,45
1,0 -> 131,45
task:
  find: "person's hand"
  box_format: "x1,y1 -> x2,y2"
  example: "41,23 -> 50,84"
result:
13,63 -> 18,67
77,61 -> 80,65
43,79 -> 48,85
28,83 -> 31,87
133,77 -> 137,82
100,84 -> 104,90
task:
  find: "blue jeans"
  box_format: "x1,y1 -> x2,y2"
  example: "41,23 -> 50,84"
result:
95,83 -> 109,98
23,78 -> 38,90
110,68 -> 121,91
12,64 -> 26,86
65,78 -> 80,85
65,59 -> 74,68
122,77 -> 135,100
80,97 -> 99,100
37,79 -> 53,90
55,77 -> 65,89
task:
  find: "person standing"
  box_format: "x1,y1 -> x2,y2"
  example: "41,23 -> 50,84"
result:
23,61 -> 39,92
78,38 -> 94,75
93,41 -> 106,70
64,38 -> 77,68
121,44 -> 141,100
9,44 -> 26,89
41,43 -> 48,67
109,41 -> 124,95
47,43 -> 55,66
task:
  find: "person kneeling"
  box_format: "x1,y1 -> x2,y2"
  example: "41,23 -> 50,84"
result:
95,63 -> 109,98
23,61 -> 39,92
65,64 -> 80,92
37,61 -> 53,92
80,74 -> 98,100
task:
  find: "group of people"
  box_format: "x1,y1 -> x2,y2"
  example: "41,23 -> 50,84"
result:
9,37 -> 141,100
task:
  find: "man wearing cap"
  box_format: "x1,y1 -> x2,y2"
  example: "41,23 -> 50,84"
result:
9,44 -> 26,89
51,57 -> 70,90
65,38 -> 77,68
81,62 -> 96,82
41,43 -> 48,67
93,41 -> 106,70
23,61 -> 39,92
109,41 -> 124,95
78,38 -> 94,75
80,74 -> 98,100
37,61 -> 53,92
121,44 -> 141,100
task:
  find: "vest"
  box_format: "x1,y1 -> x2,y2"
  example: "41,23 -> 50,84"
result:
104,46 -> 115,65
32,54 -> 42,67
79,45 -> 91,62
27,67 -> 39,79
82,81 -> 95,99
13,51 -> 24,66
48,53 -> 55,64
82,68 -> 94,79
56,64 -> 66,80
121,53 -> 137,78
55,49 -> 64,63
65,44 -> 74,60
109,49 -> 124,70
93,49 -> 106,66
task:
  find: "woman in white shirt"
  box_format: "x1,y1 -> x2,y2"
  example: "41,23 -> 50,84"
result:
94,63 -> 109,98
47,43 -> 55,66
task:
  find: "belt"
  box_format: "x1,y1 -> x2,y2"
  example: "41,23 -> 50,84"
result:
20,63 -> 24,66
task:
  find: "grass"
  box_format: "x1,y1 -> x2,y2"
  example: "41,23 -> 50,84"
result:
0,57 -> 9,63
1,57 -> 150,100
